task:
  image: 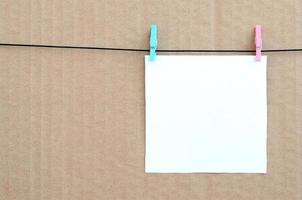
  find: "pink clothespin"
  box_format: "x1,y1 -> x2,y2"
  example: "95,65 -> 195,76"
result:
255,25 -> 262,61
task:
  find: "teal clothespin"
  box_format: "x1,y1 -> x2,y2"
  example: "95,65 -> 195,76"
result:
149,24 -> 157,61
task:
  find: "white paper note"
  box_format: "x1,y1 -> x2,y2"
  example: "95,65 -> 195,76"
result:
145,55 -> 267,173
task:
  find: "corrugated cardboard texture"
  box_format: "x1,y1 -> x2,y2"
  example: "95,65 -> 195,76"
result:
0,0 -> 301,199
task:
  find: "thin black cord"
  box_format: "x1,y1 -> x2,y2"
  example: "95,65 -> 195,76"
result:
1,42 -> 302,53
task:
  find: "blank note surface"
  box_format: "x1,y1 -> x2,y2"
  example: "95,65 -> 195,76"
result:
145,55 -> 267,173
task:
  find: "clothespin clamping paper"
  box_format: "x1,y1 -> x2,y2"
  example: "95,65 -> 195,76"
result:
149,24 -> 157,61
255,25 -> 262,61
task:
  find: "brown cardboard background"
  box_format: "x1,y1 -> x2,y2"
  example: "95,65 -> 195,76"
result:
0,0 -> 301,199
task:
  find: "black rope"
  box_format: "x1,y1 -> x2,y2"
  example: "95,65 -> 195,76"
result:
1,43 -> 302,53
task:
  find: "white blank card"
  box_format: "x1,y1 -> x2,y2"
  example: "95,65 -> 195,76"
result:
145,55 -> 267,173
